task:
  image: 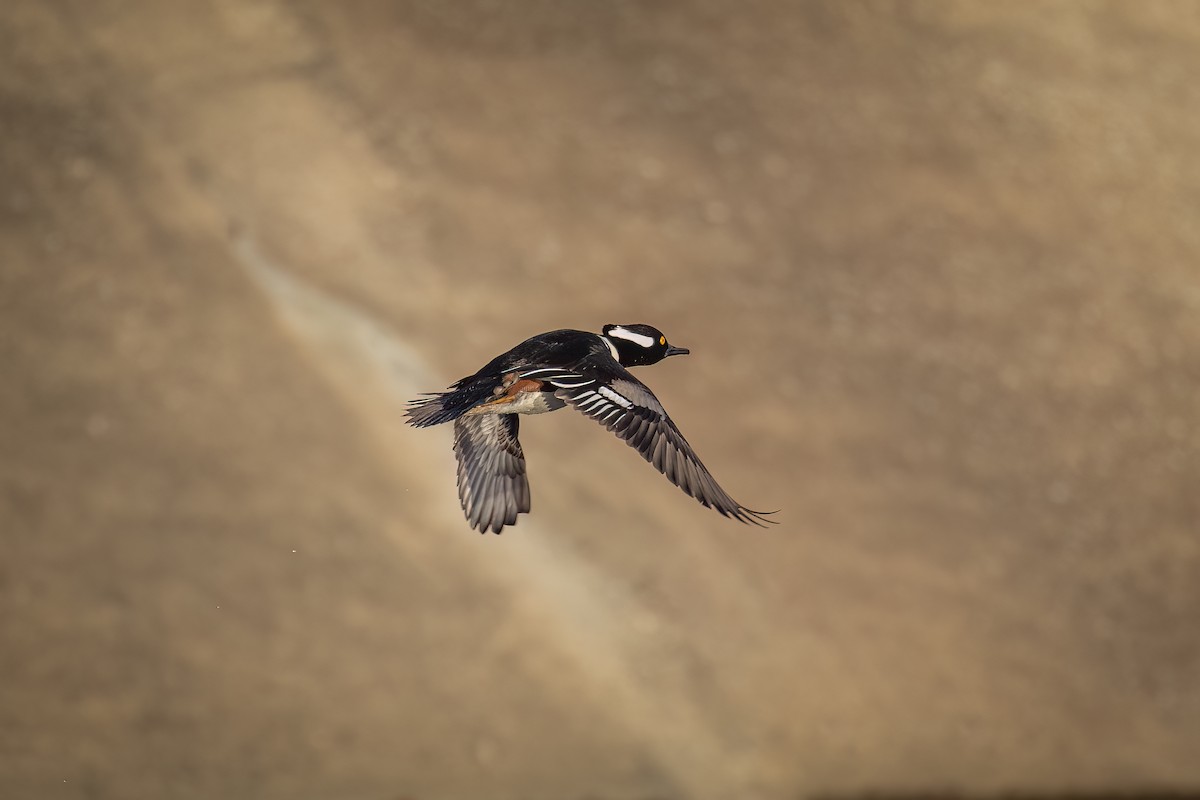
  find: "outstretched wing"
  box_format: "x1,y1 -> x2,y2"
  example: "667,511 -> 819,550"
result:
452,414 -> 530,534
527,366 -> 775,526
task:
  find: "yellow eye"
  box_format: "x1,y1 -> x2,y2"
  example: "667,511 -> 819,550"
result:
660,336 -> 666,345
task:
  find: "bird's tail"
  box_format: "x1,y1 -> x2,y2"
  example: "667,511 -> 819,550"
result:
406,382 -> 491,428
406,393 -> 460,427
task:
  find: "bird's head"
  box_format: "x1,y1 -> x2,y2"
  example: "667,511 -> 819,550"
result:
601,323 -> 690,367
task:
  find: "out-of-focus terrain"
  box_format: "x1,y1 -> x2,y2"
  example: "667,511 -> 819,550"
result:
2,2 -> 1199,799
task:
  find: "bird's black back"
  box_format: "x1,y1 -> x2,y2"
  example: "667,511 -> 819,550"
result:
471,329 -> 604,378
406,329 -> 607,427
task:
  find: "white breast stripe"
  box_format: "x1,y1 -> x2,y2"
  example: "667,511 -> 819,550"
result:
598,385 -> 635,409
608,326 -> 655,348
603,336 -> 620,360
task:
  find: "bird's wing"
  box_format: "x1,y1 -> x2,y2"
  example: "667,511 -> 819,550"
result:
531,366 -> 775,526
452,414 -> 530,534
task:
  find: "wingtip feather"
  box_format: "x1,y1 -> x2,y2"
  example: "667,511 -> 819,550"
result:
736,507 -> 779,527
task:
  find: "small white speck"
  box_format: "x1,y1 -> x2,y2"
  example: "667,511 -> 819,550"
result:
86,414 -> 110,437
474,737 -> 498,765
292,549 -> 296,553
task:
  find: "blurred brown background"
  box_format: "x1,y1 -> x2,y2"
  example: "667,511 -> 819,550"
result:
2,2 -> 1199,799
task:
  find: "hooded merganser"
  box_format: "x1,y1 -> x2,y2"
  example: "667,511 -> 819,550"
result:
406,324 -> 776,533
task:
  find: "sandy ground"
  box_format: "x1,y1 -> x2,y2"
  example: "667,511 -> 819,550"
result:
2,2 -> 1199,799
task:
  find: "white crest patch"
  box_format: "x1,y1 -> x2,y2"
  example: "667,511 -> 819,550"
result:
607,326 -> 656,349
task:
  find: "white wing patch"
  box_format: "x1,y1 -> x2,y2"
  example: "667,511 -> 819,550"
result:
578,394 -> 609,413
607,326 -> 655,348
556,372 -> 776,526
521,368 -> 595,389
598,385 -> 634,409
